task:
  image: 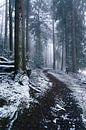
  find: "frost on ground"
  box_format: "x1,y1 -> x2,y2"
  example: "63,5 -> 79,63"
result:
0,74 -> 30,121
0,69 -> 50,129
47,70 -> 86,127
30,69 -> 51,97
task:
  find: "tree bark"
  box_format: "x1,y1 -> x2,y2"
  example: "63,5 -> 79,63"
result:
22,0 -> 26,71
9,0 -> 13,51
52,0 -> 56,70
14,0 -> 26,72
4,0 -> 8,49
26,0 -> 30,54
52,18 -> 56,70
72,6 -> 77,73
1,11 -> 4,48
61,28 -> 66,71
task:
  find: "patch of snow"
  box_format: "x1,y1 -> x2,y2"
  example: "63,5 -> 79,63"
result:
51,104 -> 65,112
55,104 -> 65,111
0,106 -> 17,119
0,74 -> 30,121
0,65 -> 14,68
0,56 -> 9,62
53,118 -> 57,123
30,69 -> 50,96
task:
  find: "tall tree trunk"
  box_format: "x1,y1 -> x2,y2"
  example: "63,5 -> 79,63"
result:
15,0 -> 19,71
22,0 -> 26,71
65,16 -> 69,71
26,0 -> 30,54
52,18 -> 56,70
34,6 -> 44,68
1,12 -> 4,48
4,0 -> 8,49
52,0 -> 56,70
61,28 -> 66,71
14,0 -> 26,72
9,0 -> 13,51
45,44 -> 47,67
72,6 -> 77,73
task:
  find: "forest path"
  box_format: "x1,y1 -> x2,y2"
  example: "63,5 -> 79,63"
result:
11,70 -> 85,130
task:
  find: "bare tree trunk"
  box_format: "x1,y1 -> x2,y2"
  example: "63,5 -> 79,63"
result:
9,0 -> 13,51
52,18 -> 56,70
26,0 -> 30,54
45,44 -> 47,67
1,12 -> 4,48
72,6 -> 77,73
61,30 -> 65,71
4,0 -> 8,49
65,16 -> 69,71
22,0 -> 26,71
52,0 -> 56,70
14,0 -> 26,72
15,0 -> 19,71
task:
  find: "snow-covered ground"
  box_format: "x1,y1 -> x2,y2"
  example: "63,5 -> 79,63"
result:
1,69 -> 86,128
0,70 -> 50,129
30,69 -> 52,96
0,73 -> 30,129
47,70 -> 86,127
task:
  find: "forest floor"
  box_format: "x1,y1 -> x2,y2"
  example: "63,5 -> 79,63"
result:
46,69 -> 86,126
0,69 -> 86,130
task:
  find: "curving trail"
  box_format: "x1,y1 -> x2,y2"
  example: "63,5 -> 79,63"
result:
10,72 -> 85,130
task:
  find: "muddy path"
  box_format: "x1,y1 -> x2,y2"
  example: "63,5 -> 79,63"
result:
10,73 -> 85,130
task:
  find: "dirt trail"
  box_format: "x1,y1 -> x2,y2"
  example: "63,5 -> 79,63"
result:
10,73 -> 85,130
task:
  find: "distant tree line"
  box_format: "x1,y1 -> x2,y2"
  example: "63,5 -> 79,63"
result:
52,0 -> 86,72
0,0 -> 86,74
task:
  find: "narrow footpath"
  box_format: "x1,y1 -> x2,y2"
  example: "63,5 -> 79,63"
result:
11,72 -> 85,130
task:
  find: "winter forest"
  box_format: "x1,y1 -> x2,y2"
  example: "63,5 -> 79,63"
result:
0,0 -> 86,130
